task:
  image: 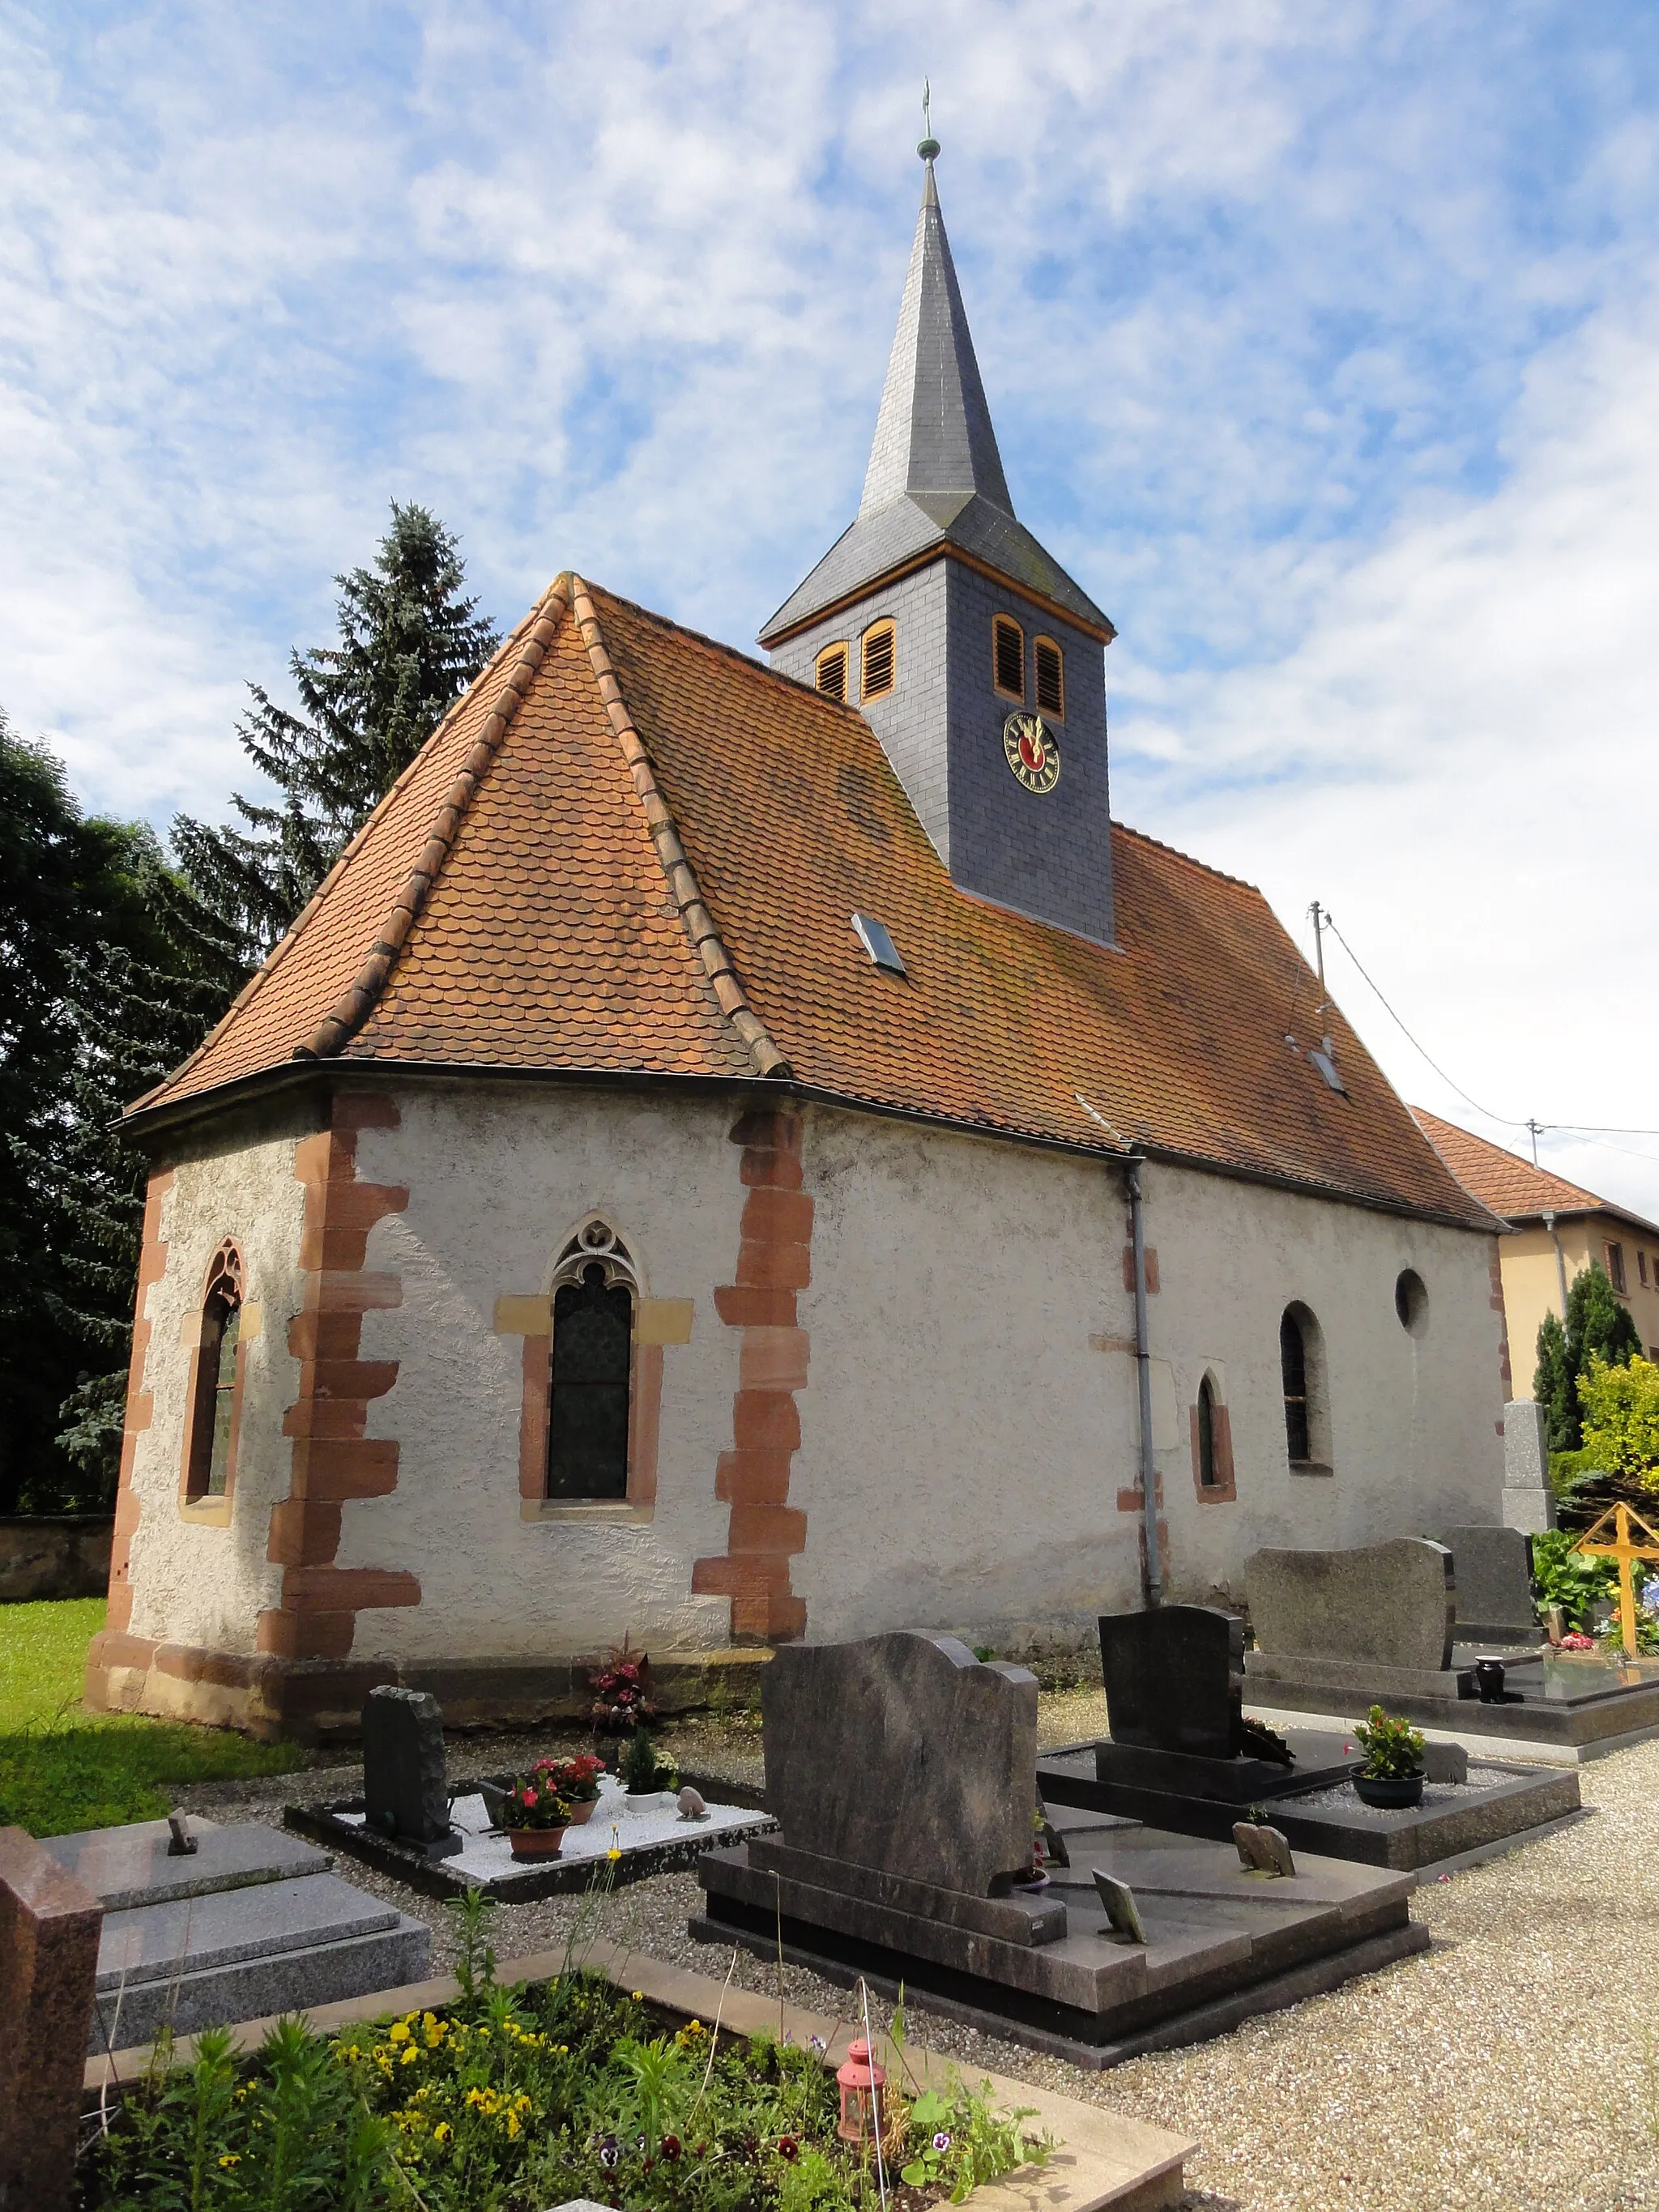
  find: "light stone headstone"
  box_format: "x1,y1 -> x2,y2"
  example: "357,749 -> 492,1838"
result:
1245,1538 -> 1455,1670
1501,1400 -> 1557,1534
761,1630 -> 1037,1894
361,1688 -> 459,1856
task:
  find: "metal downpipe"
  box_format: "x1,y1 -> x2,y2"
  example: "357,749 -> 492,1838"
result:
1125,1155 -> 1162,1608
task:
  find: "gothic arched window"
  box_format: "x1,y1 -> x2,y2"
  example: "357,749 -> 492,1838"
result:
546,1223 -> 635,1500
1280,1302 -> 1331,1471
1196,1373 -> 1218,1488
186,1242 -> 245,1502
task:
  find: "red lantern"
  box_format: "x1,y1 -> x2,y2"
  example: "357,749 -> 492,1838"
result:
836,2037 -> 887,2144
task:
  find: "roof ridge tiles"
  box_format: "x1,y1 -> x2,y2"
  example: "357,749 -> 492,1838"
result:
303,576 -> 574,1060
1108,818 -> 1259,896
568,575 -> 792,1081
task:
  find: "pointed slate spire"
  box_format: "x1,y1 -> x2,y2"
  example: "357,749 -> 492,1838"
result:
859,148 -> 1013,520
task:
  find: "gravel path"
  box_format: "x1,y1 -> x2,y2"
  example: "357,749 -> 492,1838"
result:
170,1707 -> 1659,2211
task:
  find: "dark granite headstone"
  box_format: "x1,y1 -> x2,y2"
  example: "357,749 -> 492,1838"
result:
1245,1538 -> 1455,1670
0,1826 -> 102,2211
1438,1526 -> 1537,1644
361,1688 -> 460,1858
1099,1605 -> 1243,1759
761,1630 -> 1036,1894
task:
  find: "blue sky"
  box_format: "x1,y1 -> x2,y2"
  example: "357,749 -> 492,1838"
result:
5,0 -> 1659,1222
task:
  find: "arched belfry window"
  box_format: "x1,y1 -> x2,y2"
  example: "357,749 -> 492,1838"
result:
815,641 -> 849,701
992,614 -> 1025,700
1034,636 -> 1064,718
546,1221 -> 636,1501
1279,1302 -> 1332,1472
186,1242 -> 245,1502
860,620 -> 896,702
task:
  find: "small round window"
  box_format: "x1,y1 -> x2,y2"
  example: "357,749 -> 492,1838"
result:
1395,1268 -> 1429,1337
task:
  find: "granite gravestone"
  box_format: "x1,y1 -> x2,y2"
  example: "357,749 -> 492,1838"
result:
1246,1538 -> 1455,1672
1098,1605 -> 1242,1760
0,1826 -> 101,2212
1501,1401 -> 1557,1535
361,1688 -> 461,1859
1438,1526 -> 1537,1646
762,1630 -> 1035,1894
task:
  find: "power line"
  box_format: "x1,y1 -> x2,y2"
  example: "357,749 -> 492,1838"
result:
1315,911 -> 1659,1147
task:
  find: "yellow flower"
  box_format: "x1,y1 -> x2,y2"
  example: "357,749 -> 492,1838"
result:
506,2112 -> 521,2137
631,1990 -> 643,2001
400,2044 -> 420,2065
424,2015 -> 444,2048
433,2121 -> 451,2142
218,2154 -> 241,2168
607,1847 -> 622,1860
388,2021 -> 411,2044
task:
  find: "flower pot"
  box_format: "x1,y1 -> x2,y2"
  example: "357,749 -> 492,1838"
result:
1353,1773 -> 1423,1809
506,1826 -> 569,1859
567,1798 -> 599,1826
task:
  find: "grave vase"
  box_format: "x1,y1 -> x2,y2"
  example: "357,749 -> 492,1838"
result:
1353,1773 -> 1423,1809
506,1826 -> 569,1860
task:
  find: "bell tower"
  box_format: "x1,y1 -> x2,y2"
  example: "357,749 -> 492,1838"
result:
760,130 -> 1117,946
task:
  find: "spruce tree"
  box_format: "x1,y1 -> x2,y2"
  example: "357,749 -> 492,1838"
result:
0,719 -> 238,1509
174,503 -> 500,964
1534,1260 -> 1641,1453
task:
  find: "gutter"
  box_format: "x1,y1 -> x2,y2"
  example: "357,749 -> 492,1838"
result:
1124,1154 -> 1162,1609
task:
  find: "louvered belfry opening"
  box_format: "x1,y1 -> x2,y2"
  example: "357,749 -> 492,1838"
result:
994,615 -> 1024,698
861,620 -> 896,701
1035,637 -> 1064,717
816,642 -> 848,701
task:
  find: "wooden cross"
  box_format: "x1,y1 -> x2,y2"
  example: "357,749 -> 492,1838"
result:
1573,1502 -> 1659,1658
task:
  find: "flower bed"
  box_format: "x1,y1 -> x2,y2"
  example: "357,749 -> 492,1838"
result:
83,1903 -> 1049,2211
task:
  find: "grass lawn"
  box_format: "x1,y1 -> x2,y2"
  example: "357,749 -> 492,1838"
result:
0,1596 -> 305,1837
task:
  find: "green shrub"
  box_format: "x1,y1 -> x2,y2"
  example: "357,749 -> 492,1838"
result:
1531,1528 -> 1622,1630
1578,1354 -> 1659,1485
1354,1706 -> 1425,1780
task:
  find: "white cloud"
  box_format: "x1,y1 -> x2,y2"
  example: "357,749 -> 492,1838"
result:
2,0 -> 1658,1217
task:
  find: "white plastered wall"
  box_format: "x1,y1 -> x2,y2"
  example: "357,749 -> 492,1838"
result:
123,1127 -> 307,1653
339,1085 -> 740,1660
791,1106 -> 1505,1646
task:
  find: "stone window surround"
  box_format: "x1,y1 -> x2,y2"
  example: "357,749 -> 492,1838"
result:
1189,1370 -> 1237,1504
495,1221 -> 693,1524
177,1238 -> 263,1528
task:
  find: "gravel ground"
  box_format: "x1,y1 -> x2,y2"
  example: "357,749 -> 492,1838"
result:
169,1703 -> 1659,2212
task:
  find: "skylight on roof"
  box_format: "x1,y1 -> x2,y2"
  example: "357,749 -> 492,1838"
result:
851,912 -> 906,976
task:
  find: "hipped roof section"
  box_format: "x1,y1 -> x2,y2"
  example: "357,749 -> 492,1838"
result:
134,576 -> 1490,1231
1412,1107 -> 1659,1238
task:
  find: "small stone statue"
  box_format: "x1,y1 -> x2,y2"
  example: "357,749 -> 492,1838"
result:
676,1785 -> 709,1822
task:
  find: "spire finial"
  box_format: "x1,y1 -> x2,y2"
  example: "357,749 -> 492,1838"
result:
918,79 -> 940,162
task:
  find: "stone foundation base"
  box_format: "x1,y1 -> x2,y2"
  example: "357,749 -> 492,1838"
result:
83,1630 -> 771,1744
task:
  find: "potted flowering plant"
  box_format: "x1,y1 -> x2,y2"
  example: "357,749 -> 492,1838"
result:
496,1774 -> 573,1859
618,1724 -> 679,1799
1352,1704 -> 1426,1809
589,1643 -> 658,1735
534,1752 -> 607,1824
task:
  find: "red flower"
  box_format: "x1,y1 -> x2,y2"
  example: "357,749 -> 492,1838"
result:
521,1785 -> 539,1807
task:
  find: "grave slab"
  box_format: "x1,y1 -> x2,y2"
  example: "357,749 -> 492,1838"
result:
1241,1647 -> 1659,1754
91,1873 -> 429,2053
289,1775 -> 772,1901
42,1817 -> 329,1912
693,1630 -> 1425,2065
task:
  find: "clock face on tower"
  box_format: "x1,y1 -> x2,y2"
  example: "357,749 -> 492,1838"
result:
1003,711 -> 1060,795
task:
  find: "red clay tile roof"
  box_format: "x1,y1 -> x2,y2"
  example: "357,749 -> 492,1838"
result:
1410,1107 -> 1659,1235
133,576 -> 1492,1230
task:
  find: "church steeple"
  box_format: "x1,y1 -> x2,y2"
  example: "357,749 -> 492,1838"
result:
859,150 -> 1013,520
760,125 -> 1117,950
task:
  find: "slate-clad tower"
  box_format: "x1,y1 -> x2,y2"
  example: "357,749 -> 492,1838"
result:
760,140 -> 1117,946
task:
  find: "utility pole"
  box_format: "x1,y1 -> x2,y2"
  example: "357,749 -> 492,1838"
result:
1527,1118 -> 1544,1166
1307,901 -> 1334,1059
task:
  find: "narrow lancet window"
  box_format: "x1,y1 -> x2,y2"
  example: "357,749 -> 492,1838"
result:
547,1263 -> 633,1499
186,1242 -> 244,1502
1280,1309 -> 1311,1465
1197,1375 -> 1218,1488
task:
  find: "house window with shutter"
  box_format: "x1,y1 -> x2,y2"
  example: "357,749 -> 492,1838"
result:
1034,636 -> 1064,718
1607,1241 -> 1628,1294
860,620 -> 896,701
992,615 -> 1025,700
815,642 -> 849,701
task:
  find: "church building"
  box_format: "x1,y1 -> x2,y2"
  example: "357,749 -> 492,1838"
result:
89,143 -> 1510,1739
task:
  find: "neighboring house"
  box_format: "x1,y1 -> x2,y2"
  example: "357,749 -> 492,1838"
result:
87,148 -> 1508,1741
1413,1108 -> 1659,1377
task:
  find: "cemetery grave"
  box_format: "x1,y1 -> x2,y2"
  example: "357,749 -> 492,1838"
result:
692,1630 -> 1428,2068
1037,1600 -> 1580,1871
1241,1533 -> 1659,1759
288,1683 -> 773,1899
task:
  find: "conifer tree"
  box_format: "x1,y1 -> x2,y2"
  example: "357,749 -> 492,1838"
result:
1534,1259 -> 1642,1453
174,503 -> 500,965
